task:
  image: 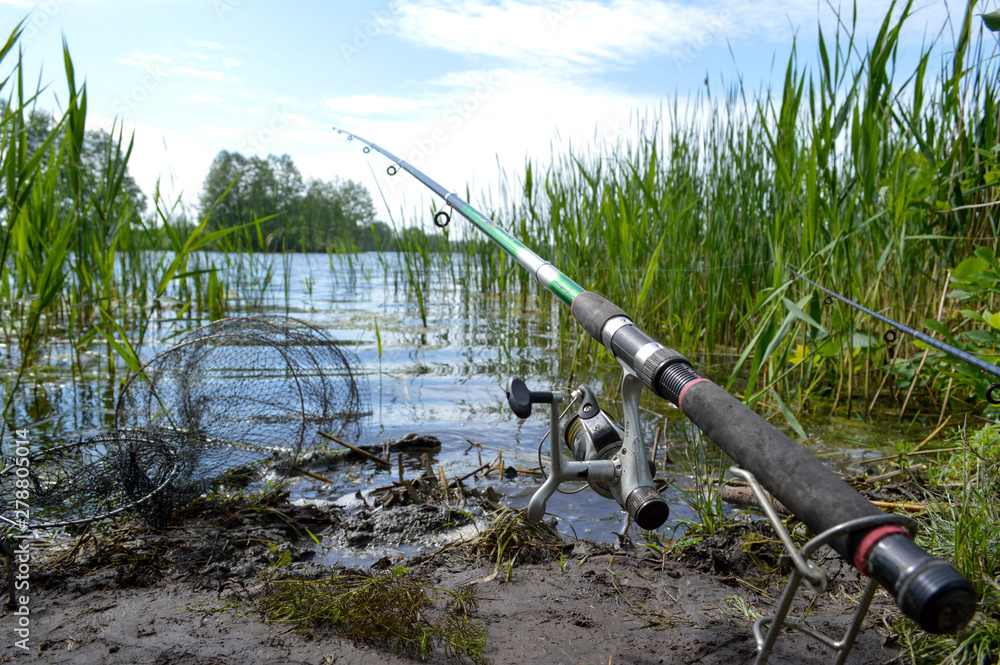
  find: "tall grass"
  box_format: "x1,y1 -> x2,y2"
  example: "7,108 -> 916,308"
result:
0,24 -> 256,435
467,1 -> 1000,420
895,422 -> 1000,663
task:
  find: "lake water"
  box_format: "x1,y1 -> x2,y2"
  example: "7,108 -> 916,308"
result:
6,251 -> 900,560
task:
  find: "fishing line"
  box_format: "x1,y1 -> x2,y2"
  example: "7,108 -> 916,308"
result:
334,127 -> 978,633
781,263 -> 1000,403
534,391 -> 590,494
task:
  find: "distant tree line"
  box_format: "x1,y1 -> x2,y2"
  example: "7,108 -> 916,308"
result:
198,150 -> 391,252
21,110 -> 397,253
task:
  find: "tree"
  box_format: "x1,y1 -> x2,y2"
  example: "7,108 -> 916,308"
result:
81,127 -> 148,216
9,110 -> 147,240
199,150 -> 251,229
198,149 -> 383,252
337,180 -> 377,231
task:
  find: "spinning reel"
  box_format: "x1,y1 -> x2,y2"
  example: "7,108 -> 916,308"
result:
505,372 -> 668,531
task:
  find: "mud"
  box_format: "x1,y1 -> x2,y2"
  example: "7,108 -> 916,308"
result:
1,485 -> 904,664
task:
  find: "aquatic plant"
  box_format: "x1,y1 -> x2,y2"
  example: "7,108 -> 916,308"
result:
412,0 -> 1000,423
0,23 -> 276,436
892,422 -> 1000,663
260,571 -> 489,664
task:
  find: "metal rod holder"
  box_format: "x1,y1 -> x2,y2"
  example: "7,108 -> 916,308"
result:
729,466 -> 917,665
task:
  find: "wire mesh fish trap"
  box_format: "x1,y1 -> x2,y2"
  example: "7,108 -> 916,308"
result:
1,429 -> 188,530
117,315 -> 368,461
1,316 -> 369,531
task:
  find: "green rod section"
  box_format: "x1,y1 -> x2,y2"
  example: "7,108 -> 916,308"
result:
333,127 -> 585,306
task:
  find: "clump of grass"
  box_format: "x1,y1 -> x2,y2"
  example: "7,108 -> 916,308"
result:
260,571 -> 489,664
892,422 -> 1000,663
663,426 -> 733,546
464,507 -> 565,569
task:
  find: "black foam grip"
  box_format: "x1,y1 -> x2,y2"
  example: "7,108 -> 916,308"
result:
678,379 -> 883,560
677,374 -> 976,633
571,291 -> 629,343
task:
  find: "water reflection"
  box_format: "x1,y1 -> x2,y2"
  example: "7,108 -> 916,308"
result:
4,251 -> 909,546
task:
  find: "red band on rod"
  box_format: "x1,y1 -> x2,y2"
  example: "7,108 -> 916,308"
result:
677,378 -> 710,412
854,525 -> 911,574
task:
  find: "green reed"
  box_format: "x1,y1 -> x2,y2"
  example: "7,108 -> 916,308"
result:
457,0 -> 1000,417
0,24 -> 266,432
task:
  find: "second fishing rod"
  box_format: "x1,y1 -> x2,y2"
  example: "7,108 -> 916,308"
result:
333,127 -> 976,635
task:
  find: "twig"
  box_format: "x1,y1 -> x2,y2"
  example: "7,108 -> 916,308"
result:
721,486 -> 790,515
454,462 -> 492,484
722,486 -> 932,513
941,200 -> 999,212
289,465 -> 335,484
910,417 -> 952,455
864,464 -> 926,483
420,453 -> 434,478
869,500 -> 935,513
651,427 -> 660,470
864,446 -> 964,463
74,603 -> 118,617
317,431 -> 390,466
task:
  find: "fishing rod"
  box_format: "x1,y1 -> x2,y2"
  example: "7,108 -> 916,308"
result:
333,127 -> 976,635
783,264 -> 1000,403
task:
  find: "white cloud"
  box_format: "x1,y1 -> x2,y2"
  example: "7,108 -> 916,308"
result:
187,39 -> 225,50
393,0 -> 713,68
174,66 -> 225,81
83,0 -> 980,223
117,52 -> 175,67
324,93 -> 450,118
202,125 -> 248,138
391,0 -> 964,72
186,93 -> 222,103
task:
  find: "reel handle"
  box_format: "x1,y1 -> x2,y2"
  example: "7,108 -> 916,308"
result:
504,376 -> 554,419
505,376 -> 668,531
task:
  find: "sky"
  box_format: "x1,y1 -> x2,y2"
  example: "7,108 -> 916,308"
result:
0,0 -> 983,228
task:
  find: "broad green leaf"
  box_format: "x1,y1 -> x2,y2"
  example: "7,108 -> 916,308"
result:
816,338 -> 840,358
772,389 -> 808,441
789,343 -> 808,365
923,318 -> 956,343
851,331 -> 878,348
781,296 -> 828,334
965,330 -> 997,344
954,256 -> 989,280
636,232 -> 666,309
990,312 -> 1000,330
975,245 -> 1000,271
983,9 -> 1000,32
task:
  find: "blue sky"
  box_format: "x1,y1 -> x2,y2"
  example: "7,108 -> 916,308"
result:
0,0 -> 980,225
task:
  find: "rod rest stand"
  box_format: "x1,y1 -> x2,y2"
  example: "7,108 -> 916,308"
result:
729,466 -> 917,665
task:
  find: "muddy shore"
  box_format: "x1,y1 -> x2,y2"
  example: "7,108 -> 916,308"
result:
1,480 -> 904,665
